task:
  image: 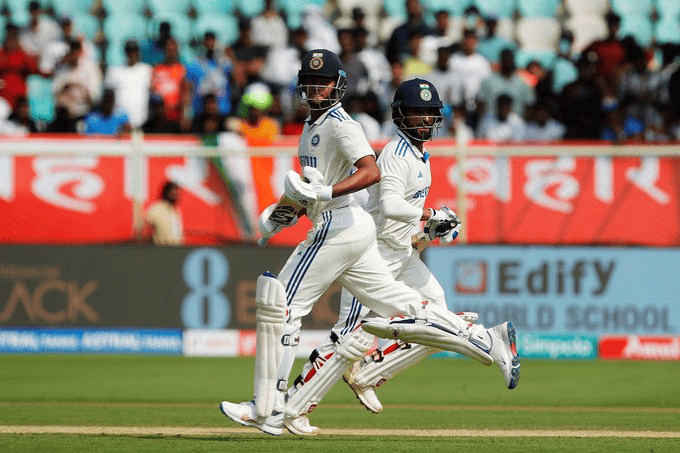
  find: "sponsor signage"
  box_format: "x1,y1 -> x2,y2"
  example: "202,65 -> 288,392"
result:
518,333 -> 597,360
0,327 -> 182,354
182,329 -> 332,357
0,246 -> 342,330
599,336 -> 680,360
427,246 -> 680,335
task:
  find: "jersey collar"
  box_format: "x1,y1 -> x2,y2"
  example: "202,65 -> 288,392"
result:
306,105 -> 343,126
397,131 -> 430,162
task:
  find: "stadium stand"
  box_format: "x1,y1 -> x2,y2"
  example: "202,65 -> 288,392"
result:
100,0 -> 145,15
103,13 -> 148,45
193,13 -> 239,45
564,0 -> 609,17
610,0 -> 653,17
148,12 -> 193,46
191,0 -> 234,14
27,74 -> 54,122
655,17 -> 680,44
147,0 -> 192,15
565,14 -> 608,52
474,0 -> 516,19
516,0 -> 561,18
516,17 -> 560,51
50,0 -> 94,16
235,0 -> 264,17
619,16 -> 654,47
655,0 -> 680,21
71,13 -> 100,41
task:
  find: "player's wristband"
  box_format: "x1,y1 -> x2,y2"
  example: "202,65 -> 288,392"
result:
318,185 -> 332,202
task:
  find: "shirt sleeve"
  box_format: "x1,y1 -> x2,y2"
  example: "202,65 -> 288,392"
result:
378,152 -> 422,224
335,119 -> 375,165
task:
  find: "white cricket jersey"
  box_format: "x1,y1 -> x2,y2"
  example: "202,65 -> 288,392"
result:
366,131 -> 431,250
298,104 -> 375,222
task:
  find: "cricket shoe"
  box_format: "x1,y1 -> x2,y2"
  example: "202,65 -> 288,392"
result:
219,400 -> 283,435
488,322 -> 520,389
284,414 -> 320,435
342,362 -> 383,413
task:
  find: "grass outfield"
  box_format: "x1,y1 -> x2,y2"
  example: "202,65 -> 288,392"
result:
1,356 -> 679,452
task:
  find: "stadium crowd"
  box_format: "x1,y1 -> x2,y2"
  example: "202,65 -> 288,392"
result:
1,0 -> 680,142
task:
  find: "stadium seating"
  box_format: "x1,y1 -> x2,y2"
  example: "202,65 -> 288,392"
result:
0,16 -> 5,43
27,74 -> 54,123
655,17 -> 680,44
4,0 -> 32,16
474,0 -> 516,19
235,0 -> 264,17
105,41 -> 127,66
148,12 -> 193,46
619,16 -> 654,47
610,0 -> 653,17
515,48 -> 557,69
495,17 -> 515,42
192,0 -> 234,14
383,0 -> 407,20
656,0 -> 680,20
71,13 -> 100,41
516,0 -> 561,17
194,12 -> 239,45
336,0 -> 382,20
103,13 -> 148,45
565,15 -> 608,52
101,0 -> 145,15
147,0 -> 192,15
564,0 -> 608,18
516,17 -> 560,51
51,0 -> 94,16
424,0 -> 472,17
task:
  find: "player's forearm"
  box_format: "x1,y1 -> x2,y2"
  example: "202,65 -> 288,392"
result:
379,192 -> 422,224
332,158 -> 380,197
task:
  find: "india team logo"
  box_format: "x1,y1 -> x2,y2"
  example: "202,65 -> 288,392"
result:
310,53 -> 324,70
311,134 -> 320,146
419,83 -> 432,101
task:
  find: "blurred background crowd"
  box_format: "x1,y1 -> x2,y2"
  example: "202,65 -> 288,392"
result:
1,0 -> 680,143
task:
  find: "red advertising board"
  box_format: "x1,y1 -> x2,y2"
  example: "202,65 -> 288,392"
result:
599,336 -> 680,360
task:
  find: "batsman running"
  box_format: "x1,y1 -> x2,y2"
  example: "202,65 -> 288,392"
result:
219,50 -> 520,436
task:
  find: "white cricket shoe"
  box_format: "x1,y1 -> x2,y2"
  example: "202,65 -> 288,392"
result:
284,414 -> 320,435
219,400 -> 283,436
488,322 -> 520,389
342,362 -> 383,413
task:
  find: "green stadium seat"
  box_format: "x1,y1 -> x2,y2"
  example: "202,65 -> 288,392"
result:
425,0 -> 472,17
104,13 -> 148,45
0,17 -> 6,43
515,48 -> 557,70
235,0 -> 263,17
620,17 -> 653,47
655,18 -> 680,44
71,13 -> 100,41
5,0 -> 32,15
194,13 -> 238,45
192,0 -> 234,14
105,41 -> 126,66
51,0 -> 94,16
147,0 -> 192,15
610,0 -> 653,17
474,0 -> 516,19
383,0 -> 407,20
148,12 -> 193,46
516,0 -> 560,17
656,0 -> 680,20
101,0 -> 144,15
27,74 -> 54,122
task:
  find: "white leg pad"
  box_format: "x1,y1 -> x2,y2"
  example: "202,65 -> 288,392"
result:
254,272 -> 287,419
353,341 -> 437,388
361,317 -> 494,366
285,329 -> 373,418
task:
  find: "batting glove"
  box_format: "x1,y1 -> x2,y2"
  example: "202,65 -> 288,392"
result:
284,168 -> 332,207
424,206 -> 460,241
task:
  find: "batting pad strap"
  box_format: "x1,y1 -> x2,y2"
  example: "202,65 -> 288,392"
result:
361,317 -> 493,366
254,273 -> 286,419
353,342 -> 436,388
285,330 -> 373,418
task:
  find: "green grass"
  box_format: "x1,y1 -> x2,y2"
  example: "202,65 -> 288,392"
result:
1,356 -> 680,452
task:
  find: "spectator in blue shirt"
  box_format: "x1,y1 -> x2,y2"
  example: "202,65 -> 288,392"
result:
84,89 -> 131,136
185,31 -> 233,118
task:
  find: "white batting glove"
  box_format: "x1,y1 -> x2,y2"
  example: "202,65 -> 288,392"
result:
283,168 -> 332,207
424,206 -> 460,241
258,203 -> 298,240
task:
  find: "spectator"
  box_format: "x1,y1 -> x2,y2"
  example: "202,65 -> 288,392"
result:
6,96 -> 40,132
600,98 -> 644,142
477,93 -> 527,141
525,102 -> 566,141
185,31 -> 233,119
261,26 -> 308,90
449,28 -> 492,126
52,39 -> 102,123
0,23 -> 41,110
151,37 -> 188,129
424,46 -> 456,135
337,28 -> 369,99
450,103 -> 474,142
19,0 -> 60,58
83,89 -> 131,136
40,16 -> 97,75
479,48 -> 535,118
462,5 -> 485,38
301,4 -> 340,54
227,86 -> 279,146
559,53 -> 605,138
385,0 -> 431,64
46,106 -> 77,132
420,10 -> 456,66
582,12 -> 625,93
350,7 -> 378,47
105,40 -> 153,128
477,15 -> 516,68
191,93 -> 226,134
354,26 -> 391,101
251,0 -> 288,50
402,29 -> 432,79
142,96 -> 181,133
140,21 -> 172,66
618,43 -> 658,131
145,181 -> 183,246
552,30 -> 578,95
345,95 -> 383,141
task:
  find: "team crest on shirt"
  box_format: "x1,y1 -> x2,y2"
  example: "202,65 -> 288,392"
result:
310,53 -> 324,70
311,134 -> 320,146
419,84 -> 432,101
